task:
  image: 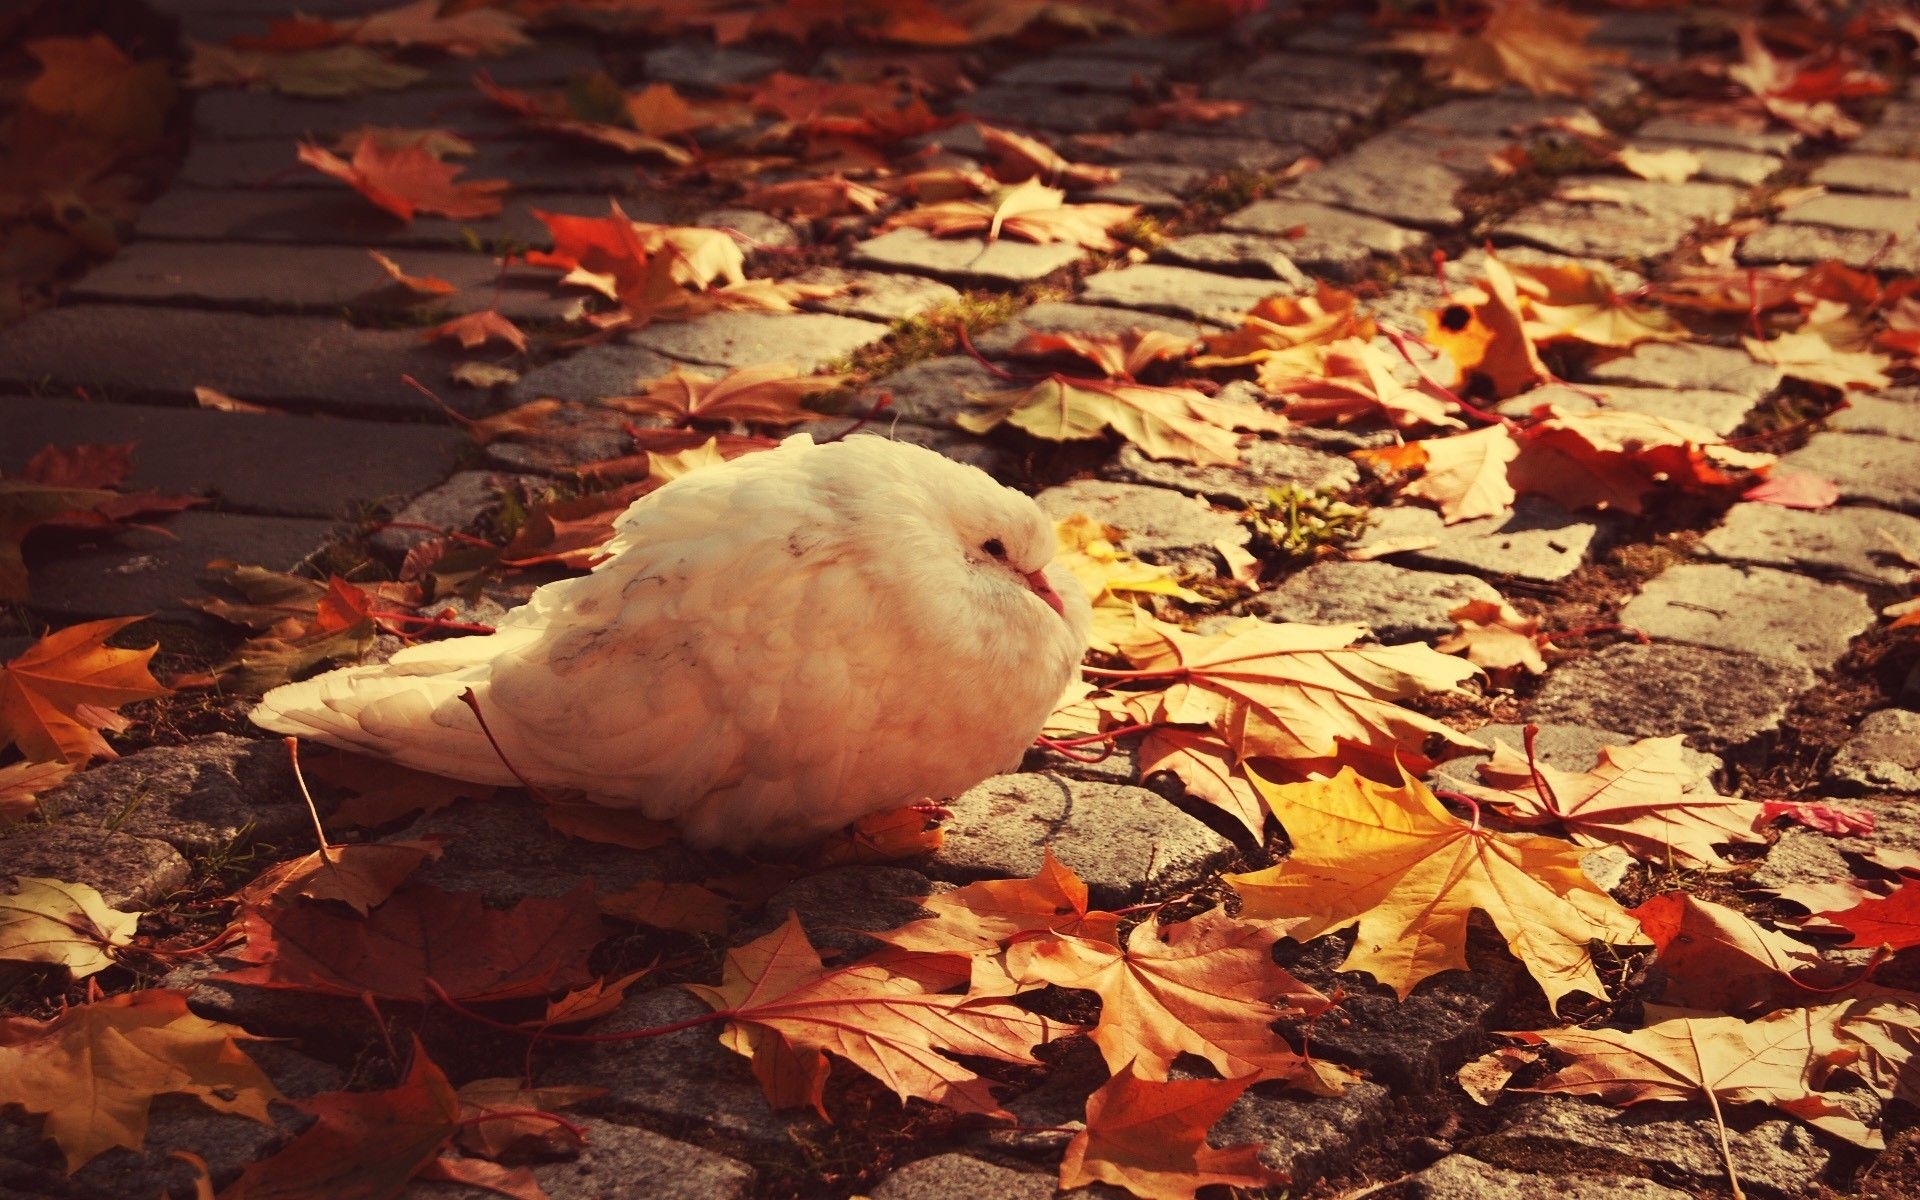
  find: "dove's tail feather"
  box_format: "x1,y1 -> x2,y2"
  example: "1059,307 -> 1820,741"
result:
252,633 -> 536,786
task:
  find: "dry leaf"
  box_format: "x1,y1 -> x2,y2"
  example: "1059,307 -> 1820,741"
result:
297,136 -> 506,221
369,249 -> 457,295
0,876 -> 138,979
425,310 -> 527,352
609,363 -> 844,427
0,616 -> 169,764
1229,768 -> 1645,1008
1059,1064 -> 1283,1200
1434,598 -> 1547,676
961,375 -> 1285,466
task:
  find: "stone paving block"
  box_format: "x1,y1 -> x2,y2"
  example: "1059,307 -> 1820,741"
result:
1826,709 -> 1920,793
1196,103 -> 1351,152
1853,122 -> 1920,158
1633,115 -> 1798,156
1243,560 -> 1501,643
1619,563 -> 1874,669
850,228 -> 1084,285
1582,341 -> 1781,398
1405,96 -> 1593,137
505,342 -> 679,404
641,40 -> 780,86
1738,222 -> 1920,273
1476,1096 -> 1829,1198
1780,431 -> 1920,514
64,240 -> 576,320
1057,34 -> 1212,65
958,85 -> 1132,133
178,135 -> 665,196
1813,154 -> 1920,197
870,1155 -> 1053,1200
629,310 -> 890,370
1101,129 -> 1305,173
1221,197 -> 1430,278
1750,826 -> 1859,910
1098,437 -> 1357,506
971,301 -> 1215,357
1210,1080 -> 1393,1189
1079,161 -> 1207,209
788,266 -> 959,323
1497,176 -> 1740,261
1699,502 -> 1920,588
1527,642 -> 1817,749
547,986 -> 818,1149
480,404 -> 633,473
1078,263 -> 1291,322
1209,52 -> 1396,116
995,55 -> 1164,92
134,186 -> 604,247
192,86 -> 513,140
1036,478 -> 1248,573
1591,9 -> 1689,47
22,510 -> 338,620
1284,145 -> 1471,230
733,866 -> 934,960
0,825 -> 189,908
842,355 -> 1005,427
367,470 -> 531,558
1622,140 -> 1781,186
1408,1154 -> 1692,1200
0,395 -> 464,519
1827,390 -> 1920,442
1502,382 -> 1754,436
933,772 -> 1236,905
1354,497 -> 1607,583
1153,232 -> 1310,283
1782,192 -> 1920,236
0,305 -> 495,417
416,1118 -> 754,1200
28,734 -> 319,859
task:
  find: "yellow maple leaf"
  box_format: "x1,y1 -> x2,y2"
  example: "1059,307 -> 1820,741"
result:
1228,768 -> 1646,1009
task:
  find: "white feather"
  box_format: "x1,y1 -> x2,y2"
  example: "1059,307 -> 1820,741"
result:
253,435 -> 1092,850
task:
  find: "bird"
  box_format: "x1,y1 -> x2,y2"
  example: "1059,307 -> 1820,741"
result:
252,434 -> 1092,851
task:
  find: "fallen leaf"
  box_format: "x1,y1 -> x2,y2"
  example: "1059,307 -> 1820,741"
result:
685,913 -> 1066,1117
1007,329 -> 1198,381
814,805 -> 946,865
1631,892 -> 1836,1014
1745,330 -> 1892,391
215,883 -> 605,1002
369,249 -> 457,295
0,876 -> 138,979
526,968 -> 651,1028
425,309 -> 527,352
1763,799 -> 1873,837
1059,1064 -> 1283,1200
977,124 -> 1119,189
1229,768 -> 1645,1008
0,758 -> 71,822
1425,255 -> 1552,398
0,990 -> 281,1172
1385,0 -> 1620,98
1514,1005 -> 1879,1148
1194,286 -> 1376,369
608,363 -> 844,427
1009,907 -> 1343,1088
297,136 -> 507,221
598,881 -> 731,934
348,0 -> 531,56
1824,880 -> 1920,951
1259,338 -> 1463,431
1744,471 -> 1840,510
1616,145 -> 1701,184
194,386 -> 274,414
221,1039 -> 471,1199
1399,423 -> 1522,523
186,43 -> 428,97
960,375 -> 1285,467
1138,727 -> 1264,839
450,362 -> 520,389
884,181 -> 1137,249
1451,734 -> 1765,868
453,1078 -> 599,1160
1112,617 -> 1485,767
1508,406 -> 1773,515
25,35 -> 175,140
0,616 -> 169,764
873,847 -> 1119,966
476,73 -> 695,164
741,175 -> 888,219
1434,598 -> 1547,677
236,839 -> 443,916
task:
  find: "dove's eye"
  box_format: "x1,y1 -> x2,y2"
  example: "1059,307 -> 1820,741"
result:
982,538 -> 1007,559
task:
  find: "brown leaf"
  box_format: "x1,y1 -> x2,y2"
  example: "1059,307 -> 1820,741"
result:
814,805 -> 946,865
1005,329 -> 1196,381
608,363 -> 844,427
977,124 -> 1119,189
1433,598 -> 1547,677
235,839 -> 443,916
348,0 -> 531,57
1386,0 -> 1621,98
0,758 -> 71,823
1059,1064 -> 1283,1200
960,375 -> 1285,466
369,249 -> 457,295
598,881 -> 731,934
214,883 -> 605,1002
0,876 -> 138,979
425,309 -> 527,352
1631,892 -> 1837,1014
1138,728 -> 1264,840
25,35 -> 175,140
453,1078 -> 599,1160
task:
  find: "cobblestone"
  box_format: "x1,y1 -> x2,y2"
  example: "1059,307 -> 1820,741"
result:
957,85 -> 1132,132
1354,497 -> 1607,583
1497,177 -> 1740,260
1739,222 -> 1920,273
630,310 -> 890,371
1097,437 -> 1358,506
1503,382 -> 1755,436
1077,263 -> 1292,321
0,825 -> 189,909
1780,431 -> 1920,514
1633,116 -> 1799,156
1581,341 -> 1782,397
1699,502 -> 1920,588
850,228 -> 1085,285
1619,563 -> 1875,669
1527,643 -> 1818,749
1035,478 -> 1249,574
1244,561 -> 1501,643
1209,53 -> 1396,116
1827,709 -> 1920,794
1781,192 -> 1920,237
1153,232 -> 1311,283
1827,390 -> 1920,442
1811,154 -> 1920,196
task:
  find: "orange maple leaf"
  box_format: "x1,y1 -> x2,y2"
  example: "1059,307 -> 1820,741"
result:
297,135 -> 506,222
1059,1064 -> 1284,1200
608,362 -> 846,427
0,617 -> 169,764
424,309 -> 527,352
685,914 -> 1066,1117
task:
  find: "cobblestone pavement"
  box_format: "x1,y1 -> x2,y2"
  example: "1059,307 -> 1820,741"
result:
6,1 -> 1920,1197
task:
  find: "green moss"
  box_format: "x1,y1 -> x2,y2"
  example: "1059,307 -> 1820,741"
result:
831,290 -> 1029,378
1245,484 -> 1374,560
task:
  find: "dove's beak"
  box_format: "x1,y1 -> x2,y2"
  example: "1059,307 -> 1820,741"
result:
1023,569 -> 1067,618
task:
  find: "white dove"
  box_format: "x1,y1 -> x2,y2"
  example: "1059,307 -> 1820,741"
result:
252,434 -> 1091,851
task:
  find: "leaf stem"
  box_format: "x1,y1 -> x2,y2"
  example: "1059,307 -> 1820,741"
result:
424,978 -> 727,1043
457,688 -> 551,803
282,737 -> 339,874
